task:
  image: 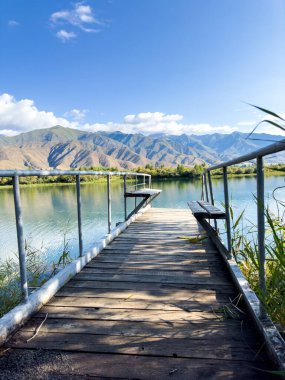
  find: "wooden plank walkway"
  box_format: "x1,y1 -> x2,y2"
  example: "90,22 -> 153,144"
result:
0,208 -> 277,379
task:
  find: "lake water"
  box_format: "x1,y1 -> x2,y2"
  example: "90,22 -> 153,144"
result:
0,176 -> 284,264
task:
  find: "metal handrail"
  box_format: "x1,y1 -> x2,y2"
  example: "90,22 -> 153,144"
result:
0,170 -> 151,177
202,138 -> 285,317
0,169 -> 151,303
204,138 -> 285,171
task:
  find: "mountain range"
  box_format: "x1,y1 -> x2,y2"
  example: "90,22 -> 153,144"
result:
0,126 -> 284,170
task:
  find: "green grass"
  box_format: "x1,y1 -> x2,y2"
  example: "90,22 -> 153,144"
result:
229,204 -> 285,336
0,234 -> 73,317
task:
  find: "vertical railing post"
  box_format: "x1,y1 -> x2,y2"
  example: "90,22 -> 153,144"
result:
135,175 -> 137,208
201,175 -> 205,201
204,173 -> 209,202
207,171 -> 214,205
124,175 -> 127,221
207,171 -> 217,230
148,175 -> 151,189
223,167 -> 232,257
256,156 -> 266,317
76,174 -> 83,257
13,175 -> 28,302
107,174 -> 111,234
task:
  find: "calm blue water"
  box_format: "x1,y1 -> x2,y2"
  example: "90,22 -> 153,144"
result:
0,176 -> 284,264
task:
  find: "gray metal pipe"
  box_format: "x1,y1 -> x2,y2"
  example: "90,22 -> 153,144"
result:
205,139 -> 285,171
0,170 -> 151,178
207,171 -> 215,205
135,175 -> 137,208
256,156 -> 267,317
201,175 -> 205,201
124,175 -> 127,221
204,173 -> 209,202
107,175 -> 111,234
223,167 -> 232,257
13,176 -> 29,301
76,175 -> 83,257
207,171 -> 217,230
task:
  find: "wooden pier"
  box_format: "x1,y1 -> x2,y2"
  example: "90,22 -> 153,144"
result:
0,208 -> 277,379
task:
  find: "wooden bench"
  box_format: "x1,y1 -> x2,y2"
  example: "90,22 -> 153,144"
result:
188,201 -> 226,220
188,201 -> 230,259
125,189 -> 162,198
124,188 -> 162,219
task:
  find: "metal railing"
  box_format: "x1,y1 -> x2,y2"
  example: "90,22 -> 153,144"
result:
0,170 -> 151,303
202,139 -> 285,316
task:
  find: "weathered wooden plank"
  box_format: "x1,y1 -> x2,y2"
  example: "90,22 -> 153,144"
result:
22,318 -> 256,341
85,261 -> 224,270
188,201 -> 226,220
60,352 -> 276,380
81,267 -> 227,276
65,279 -> 236,293
112,237 -> 207,243
0,350 -> 273,380
85,258 -> 222,268
125,188 -> 162,197
188,201 -> 209,218
37,305 -> 224,322
96,247 -> 217,263
7,331 -> 261,361
198,201 -> 226,219
48,295 -> 233,311
74,272 -> 231,285
101,246 -> 215,254
56,287 -> 237,301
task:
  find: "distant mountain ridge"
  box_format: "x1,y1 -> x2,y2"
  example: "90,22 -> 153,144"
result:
0,126 -> 284,170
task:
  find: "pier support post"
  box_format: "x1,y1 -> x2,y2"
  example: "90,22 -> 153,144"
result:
13,175 -> 28,302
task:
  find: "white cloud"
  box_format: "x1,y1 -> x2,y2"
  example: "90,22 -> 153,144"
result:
0,93 -> 76,134
81,113 -> 235,135
237,121 -> 255,127
56,30 -> 77,42
64,108 -> 87,121
8,20 -> 19,27
236,113 -> 285,135
1,93 -> 284,137
50,2 -> 103,41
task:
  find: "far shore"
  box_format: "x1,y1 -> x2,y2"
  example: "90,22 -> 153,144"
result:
0,166 -> 284,189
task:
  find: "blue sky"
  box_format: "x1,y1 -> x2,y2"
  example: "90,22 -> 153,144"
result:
0,0 -> 285,136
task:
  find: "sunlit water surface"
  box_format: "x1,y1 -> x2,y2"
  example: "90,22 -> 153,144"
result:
0,176 -> 284,265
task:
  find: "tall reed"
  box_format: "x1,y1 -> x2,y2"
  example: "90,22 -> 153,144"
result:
229,203 -> 285,335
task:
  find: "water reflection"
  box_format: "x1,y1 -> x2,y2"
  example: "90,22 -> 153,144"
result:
0,176 -> 284,263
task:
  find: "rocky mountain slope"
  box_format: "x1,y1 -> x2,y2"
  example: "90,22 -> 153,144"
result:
0,126 -> 283,170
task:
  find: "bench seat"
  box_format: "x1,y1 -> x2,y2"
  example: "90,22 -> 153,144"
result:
125,189 -> 162,197
188,201 -> 226,220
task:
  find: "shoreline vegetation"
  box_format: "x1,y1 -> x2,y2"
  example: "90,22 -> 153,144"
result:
0,163 -> 285,188
230,205 -> 285,337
